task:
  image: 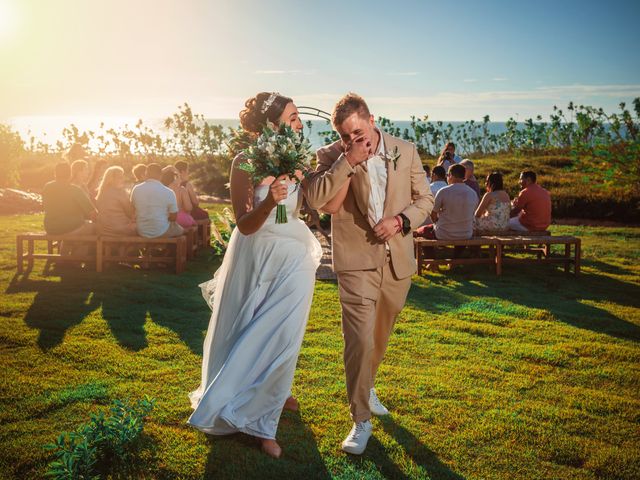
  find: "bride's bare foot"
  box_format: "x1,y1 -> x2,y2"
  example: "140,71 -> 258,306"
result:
283,395 -> 299,412
260,438 -> 282,458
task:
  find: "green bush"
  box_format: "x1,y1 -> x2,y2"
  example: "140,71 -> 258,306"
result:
0,124 -> 25,188
43,396 -> 155,480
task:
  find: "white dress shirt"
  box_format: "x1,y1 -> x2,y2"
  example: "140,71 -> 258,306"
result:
367,128 -> 387,225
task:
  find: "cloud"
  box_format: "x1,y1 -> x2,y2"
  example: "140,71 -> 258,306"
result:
492,77 -> 508,81
254,69 -> 317,75
365,84 -> 640,106
387,72 -> 419,76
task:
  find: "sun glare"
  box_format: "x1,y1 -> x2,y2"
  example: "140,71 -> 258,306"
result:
0,0 -> 17,40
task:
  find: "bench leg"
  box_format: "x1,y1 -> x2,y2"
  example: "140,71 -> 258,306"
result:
16,236 -> 23,274
27,239 -> 34,271
575,240 -> 581,276
496,244 -> 502,276
564,244 -> 570,274
175,239 -> 183,274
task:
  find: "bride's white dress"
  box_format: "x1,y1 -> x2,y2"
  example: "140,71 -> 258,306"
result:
188,184 -> 322,440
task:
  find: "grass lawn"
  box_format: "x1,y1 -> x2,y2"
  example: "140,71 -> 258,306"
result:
0,210 -> 639,479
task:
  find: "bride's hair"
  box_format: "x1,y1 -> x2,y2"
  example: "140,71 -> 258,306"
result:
239,92 -> 293,133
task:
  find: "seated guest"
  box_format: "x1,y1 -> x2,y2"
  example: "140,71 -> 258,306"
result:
132,163 -> 147,185
96,166 -> 137,236
161,166 -> 197,228
88,159 -> 108,200
43,162 -> 96,236
130,163 -> 184,238
70,159 -> 93,200
174,160 -> 210,220
474,172 -> 511,233
63,143 -> 88,163
423,164 -> 432,185
417,164 -> 478,240
430,166 -> 448,196
509,170 -> 552,232
460,159 -> 482,199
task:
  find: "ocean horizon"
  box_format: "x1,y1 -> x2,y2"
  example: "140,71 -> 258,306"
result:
8,115 -> 519,152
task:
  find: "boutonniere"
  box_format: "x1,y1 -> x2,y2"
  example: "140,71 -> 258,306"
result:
384,146 -> 401,170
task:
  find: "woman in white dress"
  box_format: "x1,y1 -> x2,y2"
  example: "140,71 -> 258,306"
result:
188,92 -> 330,458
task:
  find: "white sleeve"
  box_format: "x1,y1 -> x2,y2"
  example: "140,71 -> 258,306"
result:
168,190 -> 178,214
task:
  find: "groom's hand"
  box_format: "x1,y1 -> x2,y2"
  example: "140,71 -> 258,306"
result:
373,217 -> 400,242
343,135 -> 373,167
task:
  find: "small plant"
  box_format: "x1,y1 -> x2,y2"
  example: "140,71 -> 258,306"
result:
43,396 -> 155,480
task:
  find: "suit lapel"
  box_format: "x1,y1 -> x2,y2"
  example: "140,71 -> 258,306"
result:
382,131 -> 396,218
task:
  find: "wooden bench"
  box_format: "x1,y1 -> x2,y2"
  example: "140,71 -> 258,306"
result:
184,226 -> 198,259
100,235 -> 187,274
195,219 -> 212,248
476,229 -> 550,237
414,237 -> 501,275
492,235 -> 581,275
16,233 -> 101,273
414,234 -> 581,276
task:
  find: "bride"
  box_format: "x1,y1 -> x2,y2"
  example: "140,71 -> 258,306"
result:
188,92 -> 328,458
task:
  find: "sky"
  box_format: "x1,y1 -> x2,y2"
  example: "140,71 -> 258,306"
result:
1,0 -> 639,123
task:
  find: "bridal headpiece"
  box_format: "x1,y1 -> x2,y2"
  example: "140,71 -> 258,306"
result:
260,92 -> 280,114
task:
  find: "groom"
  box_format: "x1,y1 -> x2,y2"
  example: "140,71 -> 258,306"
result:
306,93 -> 434,454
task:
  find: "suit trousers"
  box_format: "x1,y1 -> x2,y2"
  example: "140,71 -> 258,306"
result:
337,255 -> 412,423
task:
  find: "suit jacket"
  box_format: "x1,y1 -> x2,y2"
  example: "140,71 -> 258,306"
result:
306,131 -> 434,278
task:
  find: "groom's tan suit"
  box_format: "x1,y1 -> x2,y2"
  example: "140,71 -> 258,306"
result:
306,131 -> 434,422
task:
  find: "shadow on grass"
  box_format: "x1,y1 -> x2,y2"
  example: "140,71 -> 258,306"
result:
408,262 -> 640,342
202,410 -> 331,479
354,416 -> 466,480
7,257 -> 217,352
10,270 -> 100,350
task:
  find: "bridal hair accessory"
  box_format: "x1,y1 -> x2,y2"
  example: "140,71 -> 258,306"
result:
260,92 -> 280,114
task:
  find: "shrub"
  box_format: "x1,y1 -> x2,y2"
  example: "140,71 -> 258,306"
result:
43,396 -> 155,480
0,124 -> 25,188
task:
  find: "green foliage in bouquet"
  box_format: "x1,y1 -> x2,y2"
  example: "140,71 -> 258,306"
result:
43,396 -> 155,480
210,207 -> 236,257
237,124 -> 314,223
238,124 -> 314,183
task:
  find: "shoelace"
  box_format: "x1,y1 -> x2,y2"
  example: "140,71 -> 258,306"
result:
370,391 -> 382,406
350,423 -> 366,439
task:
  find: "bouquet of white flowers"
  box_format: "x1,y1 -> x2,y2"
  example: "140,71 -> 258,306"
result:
238,124 -> 314,223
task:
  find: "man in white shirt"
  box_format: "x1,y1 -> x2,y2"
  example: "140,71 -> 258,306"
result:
131,163 -> 184,238
417,163 -> 478,240
429,165 -> 448,196
306,93 -> 433,456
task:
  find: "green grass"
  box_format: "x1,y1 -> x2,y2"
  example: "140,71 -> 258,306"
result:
1,210 -> 639,479
424,152 -> 639,222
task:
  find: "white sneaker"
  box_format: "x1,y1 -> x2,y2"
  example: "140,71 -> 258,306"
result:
341,420 -> 373,455
369,388 -> 390,416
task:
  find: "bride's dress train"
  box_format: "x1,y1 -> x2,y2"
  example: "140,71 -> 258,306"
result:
188,184 -> 322,439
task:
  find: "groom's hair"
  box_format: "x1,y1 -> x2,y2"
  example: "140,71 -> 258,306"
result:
332,93 -> 371,129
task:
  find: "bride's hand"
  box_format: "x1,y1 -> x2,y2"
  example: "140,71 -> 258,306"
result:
267,174 -> 289,207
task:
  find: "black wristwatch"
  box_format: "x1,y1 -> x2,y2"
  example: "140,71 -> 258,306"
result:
398,213 -> 411,236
